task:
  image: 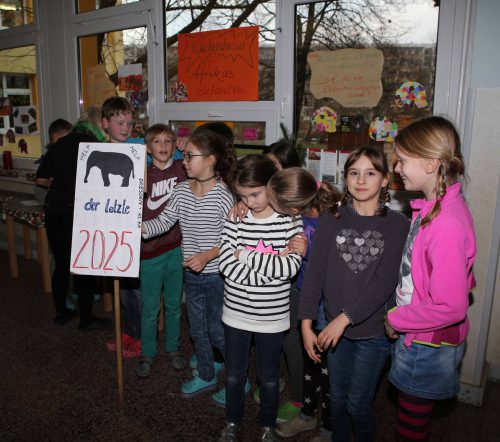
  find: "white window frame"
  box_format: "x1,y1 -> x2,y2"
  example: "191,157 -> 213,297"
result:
279,0 -> 473,143
154,0 -> 284,145
63,0 -> 156,127
0,1 -> 45,169
0,0 -> 475,170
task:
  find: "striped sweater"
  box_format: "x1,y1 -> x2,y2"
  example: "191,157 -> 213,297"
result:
219,211 -> 303,333
142,181 -> 234,274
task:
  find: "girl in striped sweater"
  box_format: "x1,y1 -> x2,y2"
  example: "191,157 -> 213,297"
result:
218,154 -> 304,442
142,129 -> 235,398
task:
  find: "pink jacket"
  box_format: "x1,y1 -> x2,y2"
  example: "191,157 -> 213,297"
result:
387,182 -> 476,347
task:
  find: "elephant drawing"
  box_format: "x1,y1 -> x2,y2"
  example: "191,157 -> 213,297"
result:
84,150 -> 135,187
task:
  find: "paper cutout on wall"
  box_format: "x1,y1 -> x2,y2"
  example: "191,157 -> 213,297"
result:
395,81 -> 428,109
128,90 -> 147,109
369,117 -> 398,142
177,26 -> 259,101
13,106 -> 37,135
86,64 -> 116,106
118,63 -> 143,91
243,127 -> 258,141
307,48 -> 384,108
0,98 -> 12,117
170,81 -> 188,102
311,106 -> 337,133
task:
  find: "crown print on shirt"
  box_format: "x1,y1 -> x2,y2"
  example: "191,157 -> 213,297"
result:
245,239 -> 279,255
335,228 -> 384,273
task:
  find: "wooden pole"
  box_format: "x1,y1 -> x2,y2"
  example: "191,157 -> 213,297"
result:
114,278 -> 124,405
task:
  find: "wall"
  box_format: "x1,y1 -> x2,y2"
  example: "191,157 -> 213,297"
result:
458,0 -> 500,404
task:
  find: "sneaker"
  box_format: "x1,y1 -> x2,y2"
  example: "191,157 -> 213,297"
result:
276,414 -> 317,438
136,356 -> 154,379
276,400 -> 302,424
189,354 -> 197,369
218,422 -> 241,442
167,351 -> 187,370
106,332 -> 135,352
123,338 -> 141,358
254,377 -> 285,404
212,379 -> 251,407
260,426 -> 280,442
180,375 -> 217,398
192,361 -> 224,377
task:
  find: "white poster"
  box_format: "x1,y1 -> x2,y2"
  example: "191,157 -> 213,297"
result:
70,142 -> 146,277
306,148 -> 340,185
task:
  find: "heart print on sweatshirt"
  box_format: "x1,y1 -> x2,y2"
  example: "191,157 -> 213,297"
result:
335,228 -> 384,273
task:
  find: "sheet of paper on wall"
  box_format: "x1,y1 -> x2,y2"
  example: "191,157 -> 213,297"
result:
306,148 -> 341,185
118,63 -> 143,91
307,48 -> 384,108
177,26 -> 259,101
0,98 -> 12,117
395,81 -> 428,109
369,116 -> 398,142
311,106 -> 337,133
13,106 -> 37,135
86,64 -> 116,106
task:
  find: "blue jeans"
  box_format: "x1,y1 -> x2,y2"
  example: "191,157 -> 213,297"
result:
224,324 -> 284,427
185,271 -> 225,381
327,336 -> 390,442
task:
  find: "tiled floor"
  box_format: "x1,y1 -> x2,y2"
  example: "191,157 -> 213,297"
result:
0,249 -> 499,441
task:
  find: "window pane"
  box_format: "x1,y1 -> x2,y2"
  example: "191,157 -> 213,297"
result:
6,75 -> 30,89
78,26 -> 148,140
165,1 -> 276,102
169,120 -> 266,156
0,0 -> 33,29
0,45 -> 41,161
294,0 -> 439,187
76,0 -> 141,14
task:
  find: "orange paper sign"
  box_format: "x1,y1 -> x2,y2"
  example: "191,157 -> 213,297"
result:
178,26 -> 259,102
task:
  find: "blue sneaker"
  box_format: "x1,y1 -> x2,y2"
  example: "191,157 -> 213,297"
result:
192,361 -> 224,377
180,375 -> 217,398
212,379 -> 251,407
189,354 -> 197,369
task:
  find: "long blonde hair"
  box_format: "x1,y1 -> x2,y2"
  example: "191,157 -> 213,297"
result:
395,116 -> 465,226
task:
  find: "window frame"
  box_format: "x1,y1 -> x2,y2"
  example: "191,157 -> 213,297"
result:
280,0 -> 472,143
0,1 -> 45,169
155,0 -> 282,145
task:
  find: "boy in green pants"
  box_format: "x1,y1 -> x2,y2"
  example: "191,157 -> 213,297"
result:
136,123 -> 187,378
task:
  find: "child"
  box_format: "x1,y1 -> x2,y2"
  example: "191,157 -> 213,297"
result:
100,97 -> 142,357
136,124 -> 188,378
34,118 -> 73,203
276,182 -> 340,442
299,146 -> 410,442
386,116 -> 476,441
263,141 -> 302,171
142,129 -> 236,397
35,109 -> 110,329
217,154 -> 303,442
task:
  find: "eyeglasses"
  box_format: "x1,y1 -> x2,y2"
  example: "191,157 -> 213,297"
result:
184,152 -> 208,162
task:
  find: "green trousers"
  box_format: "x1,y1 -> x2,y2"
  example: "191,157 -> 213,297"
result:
139,247 -> 183,357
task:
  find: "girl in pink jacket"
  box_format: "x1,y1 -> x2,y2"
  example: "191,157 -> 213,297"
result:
386,116 -> 477,441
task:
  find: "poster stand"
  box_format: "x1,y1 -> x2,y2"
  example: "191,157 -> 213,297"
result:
114,278 -> 124,404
